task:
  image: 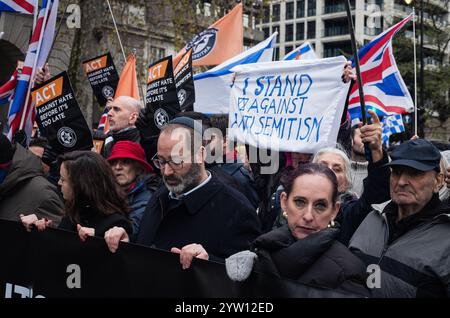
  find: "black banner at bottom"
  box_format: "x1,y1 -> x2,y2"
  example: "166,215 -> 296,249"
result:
0,220 -> 358,298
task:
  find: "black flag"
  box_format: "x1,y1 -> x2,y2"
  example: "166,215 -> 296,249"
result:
146,56 -> 180,130
174,48 -> 195,111
32,71 -> 93,153
82,53 -> 119,106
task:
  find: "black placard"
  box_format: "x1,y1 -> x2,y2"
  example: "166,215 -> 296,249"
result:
32,71 -> 93,153
174,49 -> 195,111
82,53 -> 119,106
146,56 -> 180,130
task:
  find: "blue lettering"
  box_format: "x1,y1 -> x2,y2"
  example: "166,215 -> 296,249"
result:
237,97 -> 249,111
254,76 -> 265,96
297,74 -> 313,96
264,76 -> 275,96
242,77 -> 249,95
283,74 -> 297,96
269,76 -> 283,97
248,99 -> 259,113
287,117 -> 297,140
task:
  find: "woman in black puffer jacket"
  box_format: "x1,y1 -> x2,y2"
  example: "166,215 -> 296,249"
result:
226,163 -> 370,297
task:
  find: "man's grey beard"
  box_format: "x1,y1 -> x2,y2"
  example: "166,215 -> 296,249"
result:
163,163 -> 202,195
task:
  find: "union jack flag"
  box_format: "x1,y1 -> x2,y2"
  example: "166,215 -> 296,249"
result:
7,0 -> 58,141
0,0 -> 36,14
0,68 -> 18,105
348,14 -> 414,123
97,106 -> 110,133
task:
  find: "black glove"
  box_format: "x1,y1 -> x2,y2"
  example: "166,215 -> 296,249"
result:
92,129 -> 107,141
135,107 -> 159,140
41,143 -> 60,168
12,130 -> 27,148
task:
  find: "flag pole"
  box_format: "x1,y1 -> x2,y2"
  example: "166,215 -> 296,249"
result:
19,1 -> 52,130
412,7 -> 418,136
32,0 -> 38,30
106,0 -> 127,62
344,0 -> 372,161
45,0 -> 69,64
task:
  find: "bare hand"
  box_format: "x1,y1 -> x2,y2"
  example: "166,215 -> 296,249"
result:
104,226 -> 129,253
34,63 -> 50,85
20,213 -> 38,232
77,224 -> 95,242
342,61 -> 356,83
171,243 -> 209,270
35,218 -> 52,231
360,109 -> 383,162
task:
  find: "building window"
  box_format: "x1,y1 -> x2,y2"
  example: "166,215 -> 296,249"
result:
274,47 -> 280,60
262,5 -> 270,23
286,2 -> 294,20
285,45 -> 294,56
296,0 -> 305,17
150,46 -> 166,62
307,21 -> 315,39
263,27 -> 270,39
285,24 -> 294,42
307,0 -> 316,16
272,4 -> 280,22
296,22 -> 304,40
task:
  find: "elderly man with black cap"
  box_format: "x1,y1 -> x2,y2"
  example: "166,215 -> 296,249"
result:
349,139 -> 450,297
105,117 -> 261,269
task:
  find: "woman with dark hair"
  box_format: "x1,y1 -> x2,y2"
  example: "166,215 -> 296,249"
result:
226,163 -> 370,297
21,151 -> 132,240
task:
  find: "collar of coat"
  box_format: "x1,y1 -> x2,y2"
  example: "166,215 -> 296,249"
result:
159,173 -> 223,215
371,194 -> 450,222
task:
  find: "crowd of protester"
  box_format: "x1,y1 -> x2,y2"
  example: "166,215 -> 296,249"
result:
0,63 -> 449,298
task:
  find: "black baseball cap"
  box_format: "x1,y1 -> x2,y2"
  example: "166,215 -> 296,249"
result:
386,139 -> 441,172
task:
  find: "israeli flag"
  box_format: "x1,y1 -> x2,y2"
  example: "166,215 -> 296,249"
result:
193,33 -> 277,114
283,42 -> 318,61
382,114 -> 405,147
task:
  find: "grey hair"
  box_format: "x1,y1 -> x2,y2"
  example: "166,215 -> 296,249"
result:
312,144 -> 352,191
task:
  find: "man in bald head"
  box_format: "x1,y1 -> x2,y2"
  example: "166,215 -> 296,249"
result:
102,96 -> 142,158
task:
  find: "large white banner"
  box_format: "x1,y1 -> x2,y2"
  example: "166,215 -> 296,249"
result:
228,56 -> 350,153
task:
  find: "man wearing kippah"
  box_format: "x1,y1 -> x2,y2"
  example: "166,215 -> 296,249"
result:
105,117 -> 261,269
349,139 -> 450,297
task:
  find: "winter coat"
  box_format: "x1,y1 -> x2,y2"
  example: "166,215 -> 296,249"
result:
58,205 -> 132,237
136,174 -> 261,261
252,225 -> 370,297
349,194 -> 450,298
128,174 -> 160,240
0,145 -> 63,225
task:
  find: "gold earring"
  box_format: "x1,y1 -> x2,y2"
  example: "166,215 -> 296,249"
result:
328,219 -> 335,228
282,211 -> 288,219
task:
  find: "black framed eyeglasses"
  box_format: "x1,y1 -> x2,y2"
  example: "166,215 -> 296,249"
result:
151,154 -> 184,170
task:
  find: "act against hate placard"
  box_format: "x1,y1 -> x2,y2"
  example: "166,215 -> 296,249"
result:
146,56 -> 180,129
228,56 -> 350,153
32,71 -> 93,153
174,48 -> 195,111
82,52 -> 119,106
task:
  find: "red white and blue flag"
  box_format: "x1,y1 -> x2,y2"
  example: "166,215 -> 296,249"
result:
7,0 -> 58,140
348,14 -> 414,123
0,0 -> 36,14
97,106 -> 110,133
0,68 -> 18,105
283,42 -> 318,61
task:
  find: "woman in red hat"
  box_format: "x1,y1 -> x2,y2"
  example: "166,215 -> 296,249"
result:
107,141 -> 160,240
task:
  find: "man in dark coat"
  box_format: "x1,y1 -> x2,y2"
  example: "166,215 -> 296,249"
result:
0,134 -> 63,225
105,117 -> 261,268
